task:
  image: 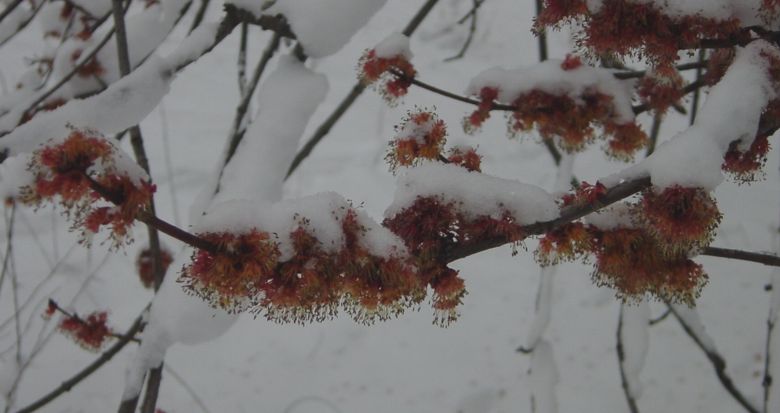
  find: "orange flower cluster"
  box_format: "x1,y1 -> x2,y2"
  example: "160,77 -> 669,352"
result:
465,87 -> 647,159
560,181 -> 606,207
446,146 -> 482,172
182,229 -> 280,312
22,130 -> 155,246
592,228 -> 707,304
640,186 -> 722,253
57,310 -> 113,351
181,210 -> 423,325
386,110 -> 447,171
536,185 -> 721,304
358,48 -> 416,104
537,0 -> 744,68
722,133 -> 771,183
384,197 -> 527,323
536,223 -> 708,304
463,87 -> 498,133
637,70 -> 684,113
535,222 -> 594,266
136,247 -> 175,289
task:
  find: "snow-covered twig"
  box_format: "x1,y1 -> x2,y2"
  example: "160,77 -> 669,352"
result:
616,303 -> 649,413
444,0 -> 479,62
223,31 -> 282,168
668,304 -> 759,413
188,0 -> 210,33
285,0 -> 442,178
0,0 -> 23,25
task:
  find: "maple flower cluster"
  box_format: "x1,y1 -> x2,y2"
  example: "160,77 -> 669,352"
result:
464,56 -> 648,160
386,108 -> 482,173
20,129 -> 155,246
136,247 -> 175,289
358,39 -> 416,104
536,0 -> 747,69
179,207 -> 428,325
45,301 -> 115,351
383,193 -> 528,324
536,184 -> 722,304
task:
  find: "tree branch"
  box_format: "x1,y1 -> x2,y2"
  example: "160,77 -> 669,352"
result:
285,0 -> 442,179
15,312 -> 146,413
667,305 -> 759,413
616,307 -> 641,413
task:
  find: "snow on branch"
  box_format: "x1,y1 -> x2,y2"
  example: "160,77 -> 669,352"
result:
605,40 -> 780,190
229,0 -> 388,58
463,57 -> 646,159
212,56 -> 328,204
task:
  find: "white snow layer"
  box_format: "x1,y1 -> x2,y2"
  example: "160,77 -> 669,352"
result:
620,301 -> 650,399
374,32 -> 412,59
266,0 -> 388,58
529,340 -> 559,413
604,41 -> 780,190
466,59 -> 636,124
197,193 -> 409,262
524,267 -> 555,350
122,248 -> 239,401
670,304 -> 717,352
385,162 -> 558,224
214,56 -> 328,204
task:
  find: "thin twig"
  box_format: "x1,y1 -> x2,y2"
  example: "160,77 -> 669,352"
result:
0,202 -> 14,299
667,305 -> 760,413
110,1 -> 166,411
15,313 -> 146,413
188,0 -> 210,33
223,32 -> 282,167
285,0 -> 441,179
163,365 -> 213,413
689,49 -> 707,126
612,60 -> 708,80
46,299 -> 141,343
701,247 -> 780,267
0,0 -> 24,25
237,23 -> 249,96
648,308 -> 671,326
444,0 -> 479,62
616,307 -> 640,413
646,112 -> 663,156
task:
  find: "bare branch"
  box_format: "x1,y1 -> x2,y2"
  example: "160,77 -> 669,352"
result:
616,307 -> 641,413
15,313 -> 146,413
667,304 -> 759,413
285,0 -> 442,179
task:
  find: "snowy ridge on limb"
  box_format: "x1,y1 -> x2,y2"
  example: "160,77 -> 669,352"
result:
529,340 -> 559,413
385,162 -> 558,225
465,60 -> 635,124
463,57 -> 647,159
620,301 -> 650,399
123,54 -> 334,402
213,55 -> 328,204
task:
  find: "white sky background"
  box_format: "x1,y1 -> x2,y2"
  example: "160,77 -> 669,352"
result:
0,0 -> 778,412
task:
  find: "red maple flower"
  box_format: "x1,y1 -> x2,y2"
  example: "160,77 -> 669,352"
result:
639,186 -> 721,253
58,311 -> 113,351
358,48 -> 416,104
386,110 -> 447,171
